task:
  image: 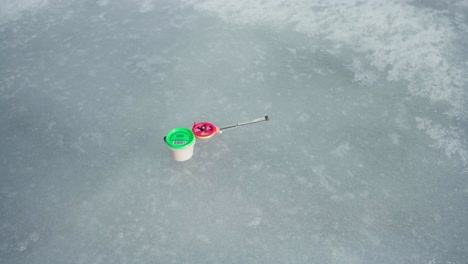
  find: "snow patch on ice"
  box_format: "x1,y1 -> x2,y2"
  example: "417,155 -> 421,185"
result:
0,0 -> 49,23
347,58 -> 377,86
313,165 -> 339,194
188,0 -> 467,116
247,217 -> 261,227
296,113 -> 310,122
416,117 -> 468,168
331,142 -> 350,157
138,0 -> 154,13
14,232 -> 40,252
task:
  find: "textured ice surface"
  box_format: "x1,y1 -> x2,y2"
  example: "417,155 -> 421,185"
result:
1,0 -> 467,263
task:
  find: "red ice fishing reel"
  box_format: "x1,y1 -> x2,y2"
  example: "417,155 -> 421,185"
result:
192,122 -> 220,139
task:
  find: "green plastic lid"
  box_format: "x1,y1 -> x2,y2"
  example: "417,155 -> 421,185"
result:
165,127 -> 195,149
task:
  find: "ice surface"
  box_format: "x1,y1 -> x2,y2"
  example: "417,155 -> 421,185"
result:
1,0 -> 467,263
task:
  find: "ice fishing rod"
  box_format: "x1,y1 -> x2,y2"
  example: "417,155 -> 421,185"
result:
192,115 -> 270,139
164,115 -> 270,161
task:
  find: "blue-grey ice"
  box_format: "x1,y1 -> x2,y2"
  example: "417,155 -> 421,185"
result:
1,0 -> 467,263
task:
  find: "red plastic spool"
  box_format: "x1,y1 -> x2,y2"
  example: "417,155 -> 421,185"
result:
192,122 -> 219,139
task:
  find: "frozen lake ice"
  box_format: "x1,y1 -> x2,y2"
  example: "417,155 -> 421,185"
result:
1,0 -> 467,263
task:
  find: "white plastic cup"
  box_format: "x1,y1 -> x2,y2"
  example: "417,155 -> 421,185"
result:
165,128 -> 196,162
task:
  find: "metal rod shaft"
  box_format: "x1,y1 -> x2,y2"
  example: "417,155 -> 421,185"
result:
219,115 -> 270,132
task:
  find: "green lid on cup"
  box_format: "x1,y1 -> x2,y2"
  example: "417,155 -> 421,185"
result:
165,128 -> 195,149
